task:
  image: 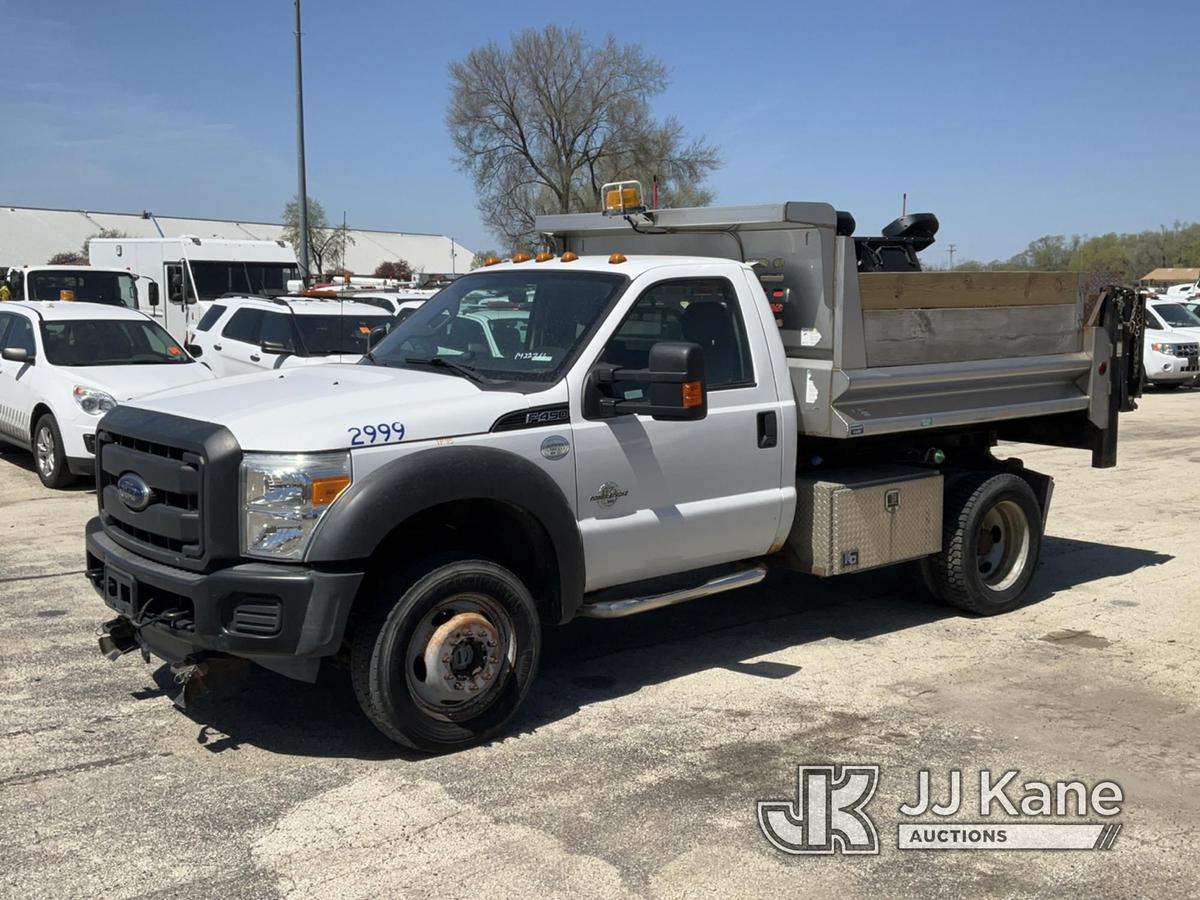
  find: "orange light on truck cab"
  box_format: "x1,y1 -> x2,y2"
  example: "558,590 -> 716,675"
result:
535,251 -> 555,262
60,290 -> 75,302
312,474 -> 351,507
605,185 -> 641,212
560,251 -> 579,262
511,252 -> 532,263
681,381 -> 704,408
484,255 -> 502,267
609,252 -> 627,264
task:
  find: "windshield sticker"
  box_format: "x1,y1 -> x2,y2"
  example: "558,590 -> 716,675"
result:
348,421 -> 406,447
513,352 -> 553,362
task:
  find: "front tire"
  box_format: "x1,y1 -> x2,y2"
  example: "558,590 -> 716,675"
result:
350,557 -> 542,752
928,472 -> 1043,615
33,414 -> 74,489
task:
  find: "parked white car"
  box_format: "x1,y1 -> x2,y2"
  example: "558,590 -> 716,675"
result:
0,302 -> 215,487
1142,301 -> 1200,389
331,291 -> 431,323
186,297 -> 396,378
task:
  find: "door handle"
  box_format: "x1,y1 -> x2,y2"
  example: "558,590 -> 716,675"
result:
249,354 -> 261,362
757,411 -> 778,448
213,344 -> 223,351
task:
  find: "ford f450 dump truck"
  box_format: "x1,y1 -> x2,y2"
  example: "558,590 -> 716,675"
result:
86,184 -> 1143,752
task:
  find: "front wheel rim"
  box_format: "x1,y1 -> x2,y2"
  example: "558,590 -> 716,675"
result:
404,592 -> 517,722
35,426 -> 56,478
976,499 -> 1031,592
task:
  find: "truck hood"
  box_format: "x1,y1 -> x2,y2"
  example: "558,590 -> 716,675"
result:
72,363 -> 215,401
129,363 -> 532,451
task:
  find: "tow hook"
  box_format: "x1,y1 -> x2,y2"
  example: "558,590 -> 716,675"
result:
97,617 -> 138,661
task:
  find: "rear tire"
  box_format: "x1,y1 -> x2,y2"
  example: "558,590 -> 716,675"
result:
33,414 -> 74,489
350,556 -> 541,753
929,472 -> 1043,616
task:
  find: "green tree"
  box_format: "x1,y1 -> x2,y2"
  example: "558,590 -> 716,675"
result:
447,25 -> 720,249
282,196 -> 355,277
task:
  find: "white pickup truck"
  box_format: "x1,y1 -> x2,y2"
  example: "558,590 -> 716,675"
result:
85,188 -> 1142,752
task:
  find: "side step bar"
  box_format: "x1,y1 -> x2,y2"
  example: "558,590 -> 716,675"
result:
578,564 -> 768,619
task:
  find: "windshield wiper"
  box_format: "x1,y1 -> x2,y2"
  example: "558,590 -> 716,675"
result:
401,356 -> 487,383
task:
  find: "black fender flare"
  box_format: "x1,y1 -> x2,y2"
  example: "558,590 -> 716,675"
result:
306,445 -> 585,623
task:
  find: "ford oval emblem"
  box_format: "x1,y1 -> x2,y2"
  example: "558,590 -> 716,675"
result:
116,472 -> 155,512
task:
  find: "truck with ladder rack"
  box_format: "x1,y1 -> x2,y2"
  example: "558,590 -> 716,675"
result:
85,182 -> 1143,752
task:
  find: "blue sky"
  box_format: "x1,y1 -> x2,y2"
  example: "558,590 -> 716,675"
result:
1,0 -> 1196,261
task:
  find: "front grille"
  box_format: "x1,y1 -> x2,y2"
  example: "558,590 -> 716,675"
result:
1176,343 -> 1199,371
99,434 -> 203,557
95,407 -> 241,572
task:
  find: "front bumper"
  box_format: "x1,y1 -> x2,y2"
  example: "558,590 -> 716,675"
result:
85,518 -> 364,681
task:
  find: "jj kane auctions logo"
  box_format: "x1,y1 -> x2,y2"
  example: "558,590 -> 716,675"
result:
759,765 -> 1125,854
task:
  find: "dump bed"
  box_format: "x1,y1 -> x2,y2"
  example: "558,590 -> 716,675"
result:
538,203 -> 1132,449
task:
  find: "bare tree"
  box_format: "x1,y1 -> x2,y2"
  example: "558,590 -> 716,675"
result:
447,25 -> 720,249
282,196 -> 355,276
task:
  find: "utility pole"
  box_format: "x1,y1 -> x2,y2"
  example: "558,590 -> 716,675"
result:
294,0 -> 311,284
947,244 -> 957,271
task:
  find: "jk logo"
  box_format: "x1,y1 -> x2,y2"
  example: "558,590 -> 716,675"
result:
758,765 -> 881,855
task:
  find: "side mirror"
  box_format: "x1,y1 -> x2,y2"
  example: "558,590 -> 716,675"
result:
368,325 -> 390,350
259,339 -> 293,355
183,343 -> 202,358
1,347 -> 33,365
588,341 -> 706,421
147,282 -> 160,307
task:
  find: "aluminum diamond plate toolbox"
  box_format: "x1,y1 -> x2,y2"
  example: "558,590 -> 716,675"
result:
787,466 -> 943,576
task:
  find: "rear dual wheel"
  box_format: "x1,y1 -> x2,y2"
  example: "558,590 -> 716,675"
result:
351,557 -> 541,753
916,472 -> 1043,616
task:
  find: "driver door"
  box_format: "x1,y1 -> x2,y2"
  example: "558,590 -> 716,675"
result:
567,268 -> 788,592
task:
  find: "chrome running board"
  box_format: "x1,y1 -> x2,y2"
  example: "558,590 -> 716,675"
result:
578,564 -> 768,619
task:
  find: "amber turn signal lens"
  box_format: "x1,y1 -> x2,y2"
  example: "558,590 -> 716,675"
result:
681,381 -> 704,409
312,474 -> 351,507
560,251 -> 579,262
484,255 -> 502,266
511,252 -> 532,263
535,251 -> 555,262
609,252 -> 627,264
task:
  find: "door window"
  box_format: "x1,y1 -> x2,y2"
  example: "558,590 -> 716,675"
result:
0,313 -> 11,348
4,315 -> 36,355
222,308 -> 265,343
195,304 -> 227,332
259,312 -> 297,351
601,278 -> 753,391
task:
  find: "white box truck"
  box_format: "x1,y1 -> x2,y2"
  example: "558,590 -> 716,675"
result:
87,237 -> 300,341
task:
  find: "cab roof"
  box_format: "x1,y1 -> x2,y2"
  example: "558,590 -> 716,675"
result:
4,301 -> 150,322
475,255 -> 747,277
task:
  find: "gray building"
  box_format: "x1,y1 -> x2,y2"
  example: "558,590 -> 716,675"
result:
0,205 -> 473,276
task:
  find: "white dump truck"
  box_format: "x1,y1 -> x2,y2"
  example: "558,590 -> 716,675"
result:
87,237 -> 300,342
86,184 -> 1142,752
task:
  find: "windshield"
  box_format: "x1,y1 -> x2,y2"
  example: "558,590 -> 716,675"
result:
40,319 -> 194,366
1152,303 -> 1200,329
294,314 -> 394,356
29,271 -> 138,308
366,270 -> 627,382
188,261 -> 300,301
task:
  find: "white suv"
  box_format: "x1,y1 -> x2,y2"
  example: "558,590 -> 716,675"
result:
1143,301 -> 1200,389
187,297 -> 396,378
0,302 -> 215,487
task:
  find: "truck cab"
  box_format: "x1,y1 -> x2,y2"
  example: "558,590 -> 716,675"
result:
5,265 -> 140,309
84,188 -> 1142,753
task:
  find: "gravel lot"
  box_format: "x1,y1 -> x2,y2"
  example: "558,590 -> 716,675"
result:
1,391 -> 1198,899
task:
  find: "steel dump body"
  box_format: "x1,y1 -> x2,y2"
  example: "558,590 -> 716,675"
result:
538,203 -> 1105,442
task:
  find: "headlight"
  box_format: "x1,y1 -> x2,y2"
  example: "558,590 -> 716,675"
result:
73,385 -> 118,415
240,452 -> 352,560
1150,343 -> 1181,356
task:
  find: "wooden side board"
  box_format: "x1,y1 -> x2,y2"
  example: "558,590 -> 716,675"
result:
858,271 -> 1080,310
